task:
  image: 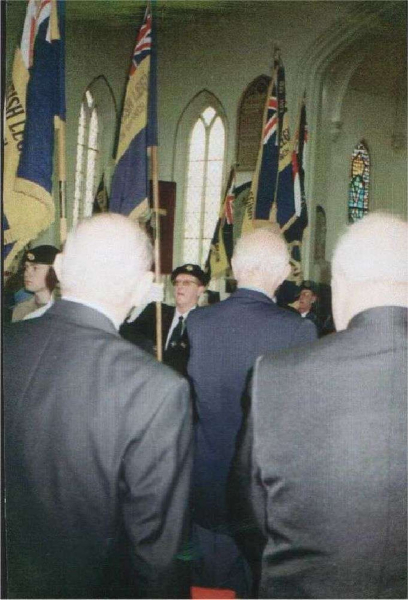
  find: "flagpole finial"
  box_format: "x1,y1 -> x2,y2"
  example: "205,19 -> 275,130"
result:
269,43 -> 281,73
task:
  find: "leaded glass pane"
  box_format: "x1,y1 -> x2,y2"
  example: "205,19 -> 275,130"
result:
183,238 -> 200,265
190,119 -> 206,161
208,117 -> 225,160
202,106 -> 216,125
182,106 -> 225,268
348,142 -> 370,223
73,104 -> 86,226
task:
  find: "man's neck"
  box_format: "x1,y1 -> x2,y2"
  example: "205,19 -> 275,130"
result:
176,305 -> 196,316
239,284 -> 271,298
34,289 -> 52,306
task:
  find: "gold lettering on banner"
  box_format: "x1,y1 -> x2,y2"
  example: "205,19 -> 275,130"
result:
5,82 -> 26,153
116,59 -> 150,163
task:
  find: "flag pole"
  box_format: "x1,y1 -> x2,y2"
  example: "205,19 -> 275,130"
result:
56,117 -> 67,244
151,145 -> 163,362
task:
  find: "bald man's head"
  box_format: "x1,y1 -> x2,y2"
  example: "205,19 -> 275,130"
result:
56,214 -> 153,313
232,226 -> 291,298
331,212 -> 408,330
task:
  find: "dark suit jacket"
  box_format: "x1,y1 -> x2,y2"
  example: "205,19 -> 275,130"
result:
120,303 -> 191,376
234,306 -> 407,598
4,300 -> 193,599
187,288 -> 317,531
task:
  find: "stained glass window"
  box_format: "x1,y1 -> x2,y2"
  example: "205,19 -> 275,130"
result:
182,107 -> 225,266
348,141 -> 370,223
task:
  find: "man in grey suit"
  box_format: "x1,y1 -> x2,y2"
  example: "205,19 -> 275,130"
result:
187,227 -> 317,597
233,213 -> 407,598
4,214 -> 193,599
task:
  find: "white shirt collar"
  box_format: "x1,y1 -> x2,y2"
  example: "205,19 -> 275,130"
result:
62,296 -> 120,330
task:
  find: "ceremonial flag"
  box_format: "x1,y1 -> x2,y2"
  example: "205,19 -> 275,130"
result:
283,92 -> 309,296
4,0 -> 65,272
205,166 -> 236,279
92,174 -> 109,214
241,52 -> 296,234
110,3 -> 157,220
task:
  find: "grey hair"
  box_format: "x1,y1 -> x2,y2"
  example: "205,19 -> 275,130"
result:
232,226 -> 289,279
332,212 -> 408,283
60,214 -> 152,305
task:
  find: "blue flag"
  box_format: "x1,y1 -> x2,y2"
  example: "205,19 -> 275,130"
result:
4,0 -> 65,273
242,53 -> 296,233
110,4 -> 157,220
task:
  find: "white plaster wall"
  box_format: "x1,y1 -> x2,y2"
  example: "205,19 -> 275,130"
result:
323,87 -> 407,265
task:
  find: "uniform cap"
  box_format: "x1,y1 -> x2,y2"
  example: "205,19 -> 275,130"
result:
24,245 -> 60,266
171,264 -> 208,286
299,280 -> 319,296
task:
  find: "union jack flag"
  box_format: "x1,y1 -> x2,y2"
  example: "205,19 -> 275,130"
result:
130,7 -> 152,74
21,0 -> 52,68
110,1 -> 157,219
263,93 -> 278,146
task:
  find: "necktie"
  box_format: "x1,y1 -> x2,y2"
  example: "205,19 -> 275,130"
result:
168,316 -> 184,348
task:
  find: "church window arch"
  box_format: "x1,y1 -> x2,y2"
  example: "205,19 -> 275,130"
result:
73,89 -> 99,226
348,141 -> 370,223
73,76 -> 117,227
177,92 -> 227,267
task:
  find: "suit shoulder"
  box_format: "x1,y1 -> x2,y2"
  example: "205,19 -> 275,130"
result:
186,304 -> 213,325
257,328 -> 337,374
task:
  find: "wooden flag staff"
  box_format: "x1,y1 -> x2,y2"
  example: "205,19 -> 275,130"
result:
56,118 -> 67,245
151,145 -> 163,362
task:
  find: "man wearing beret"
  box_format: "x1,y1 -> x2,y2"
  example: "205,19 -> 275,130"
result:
294,281 -> 322,333
120,263 -> 207,376
12,245 -> 60,322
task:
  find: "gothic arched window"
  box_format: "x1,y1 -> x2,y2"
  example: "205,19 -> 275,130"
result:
348,141 -> 370,223
73,76 -> 117,227
73,89 -> 99,226
182,105 -> 226,266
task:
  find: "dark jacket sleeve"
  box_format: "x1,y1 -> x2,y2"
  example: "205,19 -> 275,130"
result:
121,376 -> 193,598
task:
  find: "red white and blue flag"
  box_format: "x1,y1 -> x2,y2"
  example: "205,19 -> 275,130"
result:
242,53 -> 295,232
110,3 -> 157,219
4,0 -> 65,272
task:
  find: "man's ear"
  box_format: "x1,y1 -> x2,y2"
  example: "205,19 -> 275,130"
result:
53,253 -> 63,281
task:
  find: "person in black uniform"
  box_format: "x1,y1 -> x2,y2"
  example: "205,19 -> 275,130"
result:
120,264 -> 208,376
296,281 -> 322,333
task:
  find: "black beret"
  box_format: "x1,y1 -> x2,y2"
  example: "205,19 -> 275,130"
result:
24,245 -> 60,266
171,264 -> 208,286
299,280 -> 318,295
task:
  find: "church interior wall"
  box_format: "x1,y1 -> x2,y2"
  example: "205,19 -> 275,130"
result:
4,0 -> 407,285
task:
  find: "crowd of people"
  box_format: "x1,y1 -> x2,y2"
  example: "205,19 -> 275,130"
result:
3,212 -> 407,599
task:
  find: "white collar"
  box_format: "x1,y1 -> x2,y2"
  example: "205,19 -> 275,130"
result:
62,296 -> 120,330
174,306 -> 196,320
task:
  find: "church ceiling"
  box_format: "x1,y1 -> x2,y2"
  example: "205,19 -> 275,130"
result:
61,0 -> 407,32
